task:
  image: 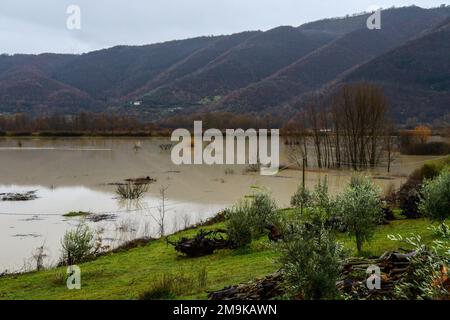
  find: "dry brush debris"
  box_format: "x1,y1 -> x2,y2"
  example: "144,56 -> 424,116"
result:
167,229 -> 230,258
209,250 -> 449,300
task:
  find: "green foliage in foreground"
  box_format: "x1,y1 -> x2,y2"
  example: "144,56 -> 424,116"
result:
61,223 -> 95,265
0,215 -> 448,300
419,169 -> 450,224
226,192 -> 277,247
278,221 -> 346,300
336,176 -> 383,254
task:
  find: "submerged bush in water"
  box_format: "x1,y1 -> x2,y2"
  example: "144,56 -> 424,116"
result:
115,182 -> 149,200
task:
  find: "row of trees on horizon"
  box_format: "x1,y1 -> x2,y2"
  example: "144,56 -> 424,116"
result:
0,83 -> 446,141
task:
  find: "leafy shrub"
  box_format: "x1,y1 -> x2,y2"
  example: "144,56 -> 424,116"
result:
61,223 -> 95,265
226,202 -> 253,248
278,221 -> 346,300
226,192 -> 277,248
419,169 -> 450,224
311,177 -> 332,216
336,176 -> 383,254
399,156 -> 450,219
290,186 -> 312,209
249,192 -> 277,235
408,156 -> 450,183
389,234 -> 449,300
428,223 -> 450,239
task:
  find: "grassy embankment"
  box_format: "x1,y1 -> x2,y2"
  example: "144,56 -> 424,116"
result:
0,210 -> 446,300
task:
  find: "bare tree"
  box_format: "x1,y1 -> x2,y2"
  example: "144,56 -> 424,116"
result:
151,186 -> 169,238
332,83 -> 390,170
32,243 -> 47,271
384,121 -> 398,173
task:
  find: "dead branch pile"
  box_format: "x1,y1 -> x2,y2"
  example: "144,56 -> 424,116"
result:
338,251 -> 417,299
209,251 -> 424,300
167,229 -> 230,258
209,272 -> 284,300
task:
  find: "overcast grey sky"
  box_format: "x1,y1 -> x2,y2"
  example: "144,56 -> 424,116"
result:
0,0 -> 448,54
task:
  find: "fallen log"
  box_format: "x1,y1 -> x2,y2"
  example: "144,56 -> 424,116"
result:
209,272 -> 284,300
167,229 -> 230,258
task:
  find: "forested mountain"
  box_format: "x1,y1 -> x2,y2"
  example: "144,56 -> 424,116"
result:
214,6 -> 449,117
336,17 -> 450,124
0,5 -> 449,123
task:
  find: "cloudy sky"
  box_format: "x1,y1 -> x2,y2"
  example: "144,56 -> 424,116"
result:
0,0 -> 448,54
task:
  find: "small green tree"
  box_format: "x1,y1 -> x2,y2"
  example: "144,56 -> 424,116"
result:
226,192 -> 278,247
225,202 -> 253,248
250,192 -> 277,235
419,169 -> 450,225
291,186 -> 312,212
61,223 -> 95,265
278,220 -> 345,300
312,177 -> 333,217
336,176 -> 383,254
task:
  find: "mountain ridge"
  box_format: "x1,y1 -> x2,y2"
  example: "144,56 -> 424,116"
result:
0,5 -> 448,124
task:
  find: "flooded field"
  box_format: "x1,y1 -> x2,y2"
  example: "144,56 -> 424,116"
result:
0,137 -> 442,272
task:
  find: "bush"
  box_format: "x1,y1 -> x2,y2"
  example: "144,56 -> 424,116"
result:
312,177 -> 333,216
226,192 -> 277,248
249,192 -> 277,235
290,186 -> 312,209
226,202 -> 253,248
336,176 -> 383,254
278,221 -> 345,300
61,223 -> 95,265
419,169 -> 450,224
389,234 -> 449,300
399,156 -> 450,219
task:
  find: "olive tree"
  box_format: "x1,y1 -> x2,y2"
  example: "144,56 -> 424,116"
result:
419,169 -> 450,228
278,220 -> 345,300
250,192 -> 277,235
61,223 -> 95,265
336,176 -> 383,254
226,192 -> 278,247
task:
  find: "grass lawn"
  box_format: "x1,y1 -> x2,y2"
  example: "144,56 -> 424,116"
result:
0,214 -> 446,300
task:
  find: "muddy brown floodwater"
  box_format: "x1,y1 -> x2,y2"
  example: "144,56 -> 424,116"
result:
0,137 -> 443,272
